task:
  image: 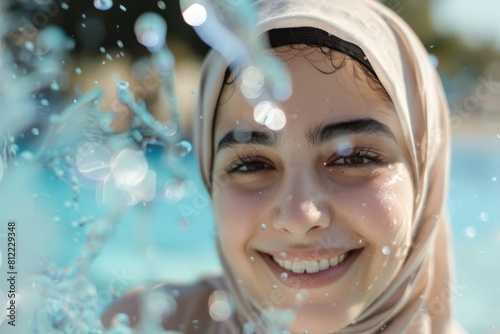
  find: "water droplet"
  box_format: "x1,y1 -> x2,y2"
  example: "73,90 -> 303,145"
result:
183,3 -> 207,26
119,4 -> 127,11
168,141 -> 192,161
25,41 -> 34,51
296,290 -> 309,302
492,176 -> 497,182
272,285 -> 278,290
279,252 -> 287,259
116,40 -> 124,49
111,313 -> 130,327
332,302 -> 336,306
164,178 -> 185,202
387,163 -> 395,170
480,212 -> 490,222
143,290 -> 177,321
76,142 -> 112,180
117,81 -> 129,90
209,290 -> 234,322
40,99 -> 49,107
50,81 -> 60,91
303,331 -> 308,334
75,67 -> 82,75
157,1 -> 166,10
61,3 -> 69,10
253,101 -> 286,131
280,272 -> 288,280
465,226 -> 477,238
94,0 -> 113,11
160,120 -> 178,137
134,12 -> 167,52
249,256 -> 255,262
191,89 -> 197,94
241,66 -> 265,99
338,141 -> 353,155
382,246 -> 391,255
31,127 -> 40,136
260,224 -> 267,231
361,202 -> 367,207
285,194 -> 293,202
112,148 -> 149,186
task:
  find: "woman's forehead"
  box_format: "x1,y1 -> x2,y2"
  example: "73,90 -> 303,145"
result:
214,51 -> 401,144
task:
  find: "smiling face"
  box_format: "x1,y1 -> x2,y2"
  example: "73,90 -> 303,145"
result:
211,48 -> 415,333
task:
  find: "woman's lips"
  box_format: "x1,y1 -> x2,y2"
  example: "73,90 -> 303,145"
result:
258,248 -> 364,289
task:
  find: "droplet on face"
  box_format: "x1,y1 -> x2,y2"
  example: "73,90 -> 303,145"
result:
387,163 -> 395,170
94,0 -> 113,11
337,141 -> 353,155
75,67 -> 82,75
279,252 -> 287,259
134,13 -> 167,52
241,66 -> 265,99
381,246 -> 391,255
31,127 -> 40,135
182,3 -> 207,26
280,272 -> 288,281
295,290 -> 309,303
260,224 -> 267,231
209,290 -> 234,322
253,101 -> 286,131
249,256 -> 255,262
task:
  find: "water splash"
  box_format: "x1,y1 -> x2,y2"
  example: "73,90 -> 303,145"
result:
94,0 -> 113,11
180,0 -> 292,131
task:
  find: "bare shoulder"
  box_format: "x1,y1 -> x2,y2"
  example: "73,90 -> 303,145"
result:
101,275 -> 227,331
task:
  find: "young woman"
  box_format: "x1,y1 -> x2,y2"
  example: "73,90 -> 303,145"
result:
104,0 -> 465,332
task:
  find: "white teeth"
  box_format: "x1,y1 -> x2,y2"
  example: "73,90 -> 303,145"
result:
319,259 -> 330,270
305,261 -> 319,273
272,252 -> 351,273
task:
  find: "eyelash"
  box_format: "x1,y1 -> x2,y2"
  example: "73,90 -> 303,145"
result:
326,146 -> 384,167
225,154 -> 273,175
225,146 -> 384,175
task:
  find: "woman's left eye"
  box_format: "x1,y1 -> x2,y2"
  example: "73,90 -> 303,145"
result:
327,148 -> 384,167
225,155 -> 274,175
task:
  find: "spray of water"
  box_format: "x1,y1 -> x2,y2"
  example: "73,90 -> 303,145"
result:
0,1 -> 294,332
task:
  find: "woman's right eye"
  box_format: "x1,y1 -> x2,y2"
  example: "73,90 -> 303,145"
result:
225,156 -> 274,175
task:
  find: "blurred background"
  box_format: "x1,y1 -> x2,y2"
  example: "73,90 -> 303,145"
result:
0,0 -> 499,333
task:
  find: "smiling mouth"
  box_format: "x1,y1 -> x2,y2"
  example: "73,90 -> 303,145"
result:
269,251 -> 353,274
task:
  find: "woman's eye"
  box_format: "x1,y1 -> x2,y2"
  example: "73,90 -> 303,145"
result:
334,156 -> 370,165
226,157 -> 274,174
327,148 -> 384,167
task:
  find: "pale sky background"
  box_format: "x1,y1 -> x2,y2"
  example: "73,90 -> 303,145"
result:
432,0 -> 500,49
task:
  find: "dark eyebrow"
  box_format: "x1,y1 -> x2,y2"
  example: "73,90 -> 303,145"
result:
306,118 -> 396,146
217,130 -> 278,153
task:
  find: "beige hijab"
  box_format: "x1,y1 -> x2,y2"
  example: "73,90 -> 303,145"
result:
192,0 -> 461,332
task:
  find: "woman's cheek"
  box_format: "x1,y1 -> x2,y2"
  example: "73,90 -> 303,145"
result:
213,187 -> 261,246
342,167 -> 414,247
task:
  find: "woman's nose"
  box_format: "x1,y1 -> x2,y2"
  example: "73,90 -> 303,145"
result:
272,173 -> 332,237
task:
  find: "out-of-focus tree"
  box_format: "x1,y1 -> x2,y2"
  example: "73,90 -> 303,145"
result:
380,0 -> 500,76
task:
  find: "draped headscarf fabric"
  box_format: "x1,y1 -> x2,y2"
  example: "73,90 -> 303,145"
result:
192,0 -> 461,332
